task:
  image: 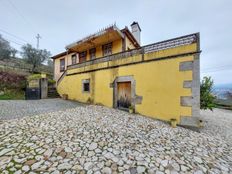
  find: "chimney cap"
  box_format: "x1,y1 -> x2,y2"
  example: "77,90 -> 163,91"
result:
131,21 -> 141,31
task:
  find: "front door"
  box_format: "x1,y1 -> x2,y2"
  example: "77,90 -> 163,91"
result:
117,82 -> 131,109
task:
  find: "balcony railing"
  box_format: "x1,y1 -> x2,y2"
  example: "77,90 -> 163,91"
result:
68,49 -> 143,69
67,33 -> 199,70
144,33 -> 198,53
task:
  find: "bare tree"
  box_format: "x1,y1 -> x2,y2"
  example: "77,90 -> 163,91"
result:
21,44 -> 51,73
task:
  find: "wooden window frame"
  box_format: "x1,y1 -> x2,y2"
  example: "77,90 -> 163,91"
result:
102,42 -> 112,56
79,51 -> 87,63
89,48 -> 96,60
60,58 -> 65,72
71,54 -> 77,65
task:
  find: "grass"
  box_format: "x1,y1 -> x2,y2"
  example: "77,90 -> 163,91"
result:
0,90 -> 25,100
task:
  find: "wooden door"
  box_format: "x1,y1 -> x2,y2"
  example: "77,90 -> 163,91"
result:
117,82 -> 131,109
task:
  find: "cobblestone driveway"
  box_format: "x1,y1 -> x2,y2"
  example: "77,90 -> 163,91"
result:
0,100 -> 231,173
0,99 -> 81,120
200,108 -> 232,145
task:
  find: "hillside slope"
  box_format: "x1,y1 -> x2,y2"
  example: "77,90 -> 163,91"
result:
0,57 -> 53,75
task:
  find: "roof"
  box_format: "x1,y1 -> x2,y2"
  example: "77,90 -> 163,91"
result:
51,23 -> 141,59
51,50 -> 75,59
51,51 -> 67,59
66,24 -> 124,50
121,27 -> 140,48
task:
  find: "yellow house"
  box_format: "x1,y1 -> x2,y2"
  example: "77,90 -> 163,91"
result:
52,22 -> 201,126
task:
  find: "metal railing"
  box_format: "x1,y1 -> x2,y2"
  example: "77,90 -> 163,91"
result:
144,33 -> 198,53
57,70 -> 67,85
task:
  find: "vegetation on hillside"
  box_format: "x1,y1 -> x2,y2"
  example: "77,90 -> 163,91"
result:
0,34 -> 17,60
0,34 -> 53,100
0,35 -> 52,74
21,44 -> 51,73
0,89 -> 25,100
0,71 -> 26,100
200,76 -> 216,110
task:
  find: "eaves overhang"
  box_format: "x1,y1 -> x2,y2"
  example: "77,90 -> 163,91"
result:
65,24 -> 124,52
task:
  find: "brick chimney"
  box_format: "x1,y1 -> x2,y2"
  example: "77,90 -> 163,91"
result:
131,21 -> 141,45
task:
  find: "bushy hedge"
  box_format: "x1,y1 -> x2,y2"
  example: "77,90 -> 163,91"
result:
0,71 -> 26,90
27,74 -> 42,81
200,76 -> 216,110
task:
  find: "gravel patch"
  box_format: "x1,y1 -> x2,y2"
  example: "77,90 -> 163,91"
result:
0,99 -> 82,120
200,108 -> 232,145
0,104 -> 231,173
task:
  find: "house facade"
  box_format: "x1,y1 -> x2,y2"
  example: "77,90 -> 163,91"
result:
52,22 -> 201,126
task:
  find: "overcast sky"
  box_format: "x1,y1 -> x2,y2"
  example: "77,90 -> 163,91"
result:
0,0 -> 231,85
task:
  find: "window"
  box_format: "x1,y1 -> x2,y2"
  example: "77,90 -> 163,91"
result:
89,48 -> 96,59
60,58 -> 65,72
102,42 -> 112,56
82,79 -> 90,92
79,51 -> 87,63
71,54 -> 77,65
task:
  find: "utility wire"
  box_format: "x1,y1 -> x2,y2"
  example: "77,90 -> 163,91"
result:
202,65 -> 232,71
0,28 -> 30,44
6,0 -> 37,34
4,38 -> 24,46
202,66 -> 232,73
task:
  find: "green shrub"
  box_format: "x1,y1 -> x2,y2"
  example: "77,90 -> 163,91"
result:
200,76 -> 216,110
48,79 -> 56,85
27,74 -> 42,80
0,89 -> 25,100
0,72 -> 26,91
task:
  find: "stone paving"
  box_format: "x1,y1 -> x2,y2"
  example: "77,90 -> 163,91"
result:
0,101 -> 231,173
200,108 -> 232,145
0,99 -> 81,120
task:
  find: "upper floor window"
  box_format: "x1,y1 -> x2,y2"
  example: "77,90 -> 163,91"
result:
79,51 -> 87,63
89,48 -> 96,60
102,42 -> 112,56
60,58 -> 65,72
71,54 -> 77,65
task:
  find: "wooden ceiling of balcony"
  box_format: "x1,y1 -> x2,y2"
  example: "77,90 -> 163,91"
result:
68,30 -> 122,52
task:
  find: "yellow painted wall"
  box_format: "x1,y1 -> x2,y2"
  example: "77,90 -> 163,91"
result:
85,39 -> 123,61
112,39 -> 123,54
58,44 -> 196,123
54,39 -> 123,81
125,36 -> 136,50
54,53 -> 73,81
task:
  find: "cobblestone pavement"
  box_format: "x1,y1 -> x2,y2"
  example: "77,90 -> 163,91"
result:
0,99 -> 81,120
0,103 -> 231,174
200,108 -> 232,145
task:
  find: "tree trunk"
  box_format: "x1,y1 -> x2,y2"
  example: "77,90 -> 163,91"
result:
32,64 -> 36,73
